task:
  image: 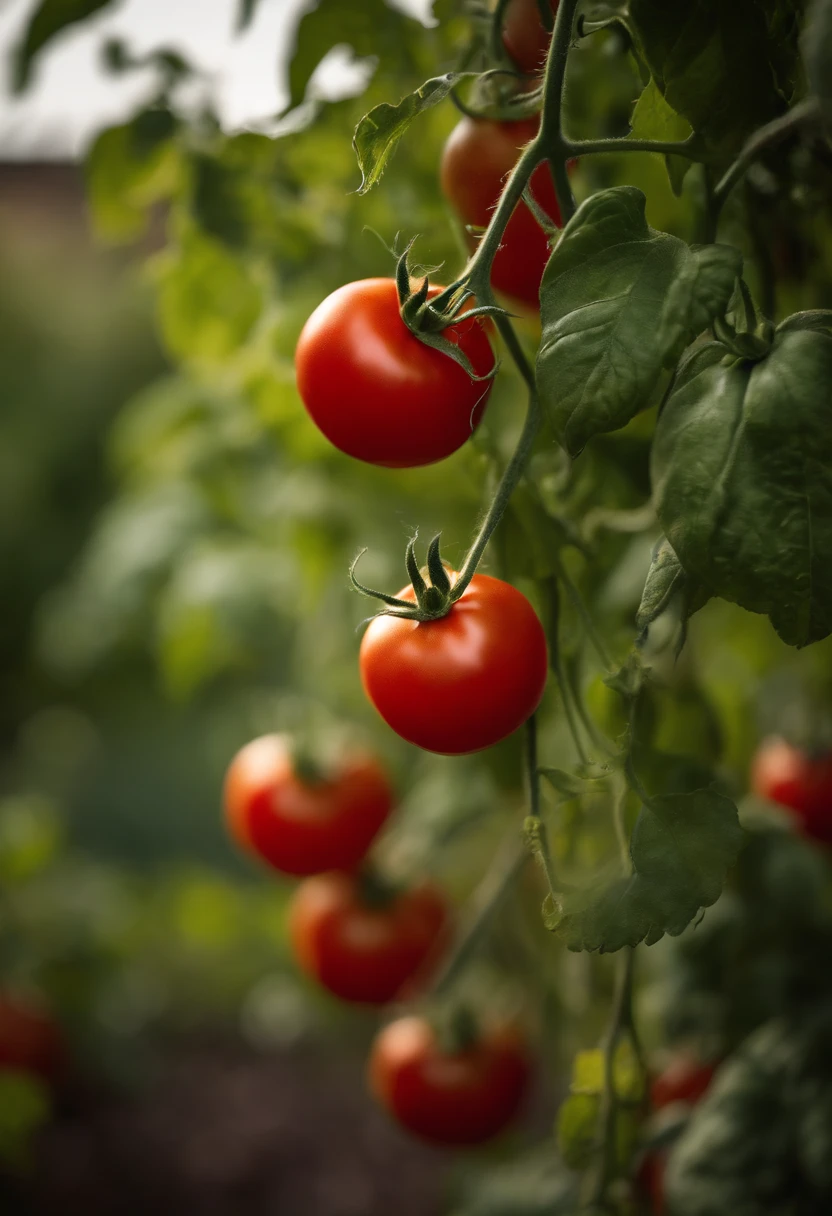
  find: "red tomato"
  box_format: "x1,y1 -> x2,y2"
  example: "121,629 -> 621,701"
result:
502,0 -> 559,74
223,735 -> 392,876
369,1015 -> 529,1145
751,736 -> 832,844
295,278 -> 494,468
359,573 -> 547,755
289,872 -> 447,1004
440,117 -> 563,310
650,1054 -> 715,1110
0,995 -> 64,1083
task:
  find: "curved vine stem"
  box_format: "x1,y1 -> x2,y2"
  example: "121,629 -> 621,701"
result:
710,98 -> 822,230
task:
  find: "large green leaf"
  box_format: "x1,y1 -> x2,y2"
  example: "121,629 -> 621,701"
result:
549,787 -> 743,953
12,0 -> 117,93
354,72 -> 471,193
627,0 -> 805,161
536,187 -> 741,456
652,317 -> 832,647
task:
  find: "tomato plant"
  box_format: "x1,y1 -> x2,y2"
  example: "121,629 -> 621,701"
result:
288,871 -> 447,1004
368,1015 -> 529,1145
9,0 -> 832,1209
751,736 -> 832,845
440,118 -> 563,309
295,278 -> 495,467
359,573 -> 548,755
223,735 -> 392,876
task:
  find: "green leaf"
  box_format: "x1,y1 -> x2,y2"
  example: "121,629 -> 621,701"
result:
539,768 -> 586,798
627,0 -> 802,162
551,788 -> 743,952
556,1093 -> 600,1170
153,231 -> 263,362
652,319 -> 832,647
805,0 -> 832,127
354,72 -> 470,193
286,0 -> 417,112
86,109 -> 179,243
629,77 -> 694,194
12,0 -> 117,93
536,187 -> 741,456
571,1041 -> 644,1103
637,536 -> 709,636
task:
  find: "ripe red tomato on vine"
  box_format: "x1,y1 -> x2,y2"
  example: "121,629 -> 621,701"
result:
359,573 -> 548,755
502,0 -> 559,75
295,278 -> 494,467
751,736 -> 832,845
223,735 -> 392,876
440,117 -> 565,310
368,1015 -> 529,1145
650,1054 -> 716,1110
640,1053 -> 716,1215
289,871 -> 447,1005
0,995 -> 65,1084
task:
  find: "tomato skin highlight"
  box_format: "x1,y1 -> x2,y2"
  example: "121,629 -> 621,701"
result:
289,872 -> 447,1005
295,278 -> 494,468
223,735 -> 392,876
440,118 -> 562,310
502,0 -> 559,75
650,1054 -> 715,1110
751,736 -> 832,845
0,995 -> 64,1083
369,1016 -> 529,1145
359,574 -> 548,756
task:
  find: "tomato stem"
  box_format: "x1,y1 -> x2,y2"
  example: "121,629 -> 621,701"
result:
564,134 -> 709,161
590,947 -> 642,1208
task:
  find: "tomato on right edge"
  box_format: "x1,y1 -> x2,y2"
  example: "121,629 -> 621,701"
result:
502,0 -> 559,75
751,735 -> 832,844
440,117 -> 565,310
368,1015 -> 529,1145
223,735 -> 392,876
289,872 -> 448,1005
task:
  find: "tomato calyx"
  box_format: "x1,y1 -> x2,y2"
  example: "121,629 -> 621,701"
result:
351,533 -> 459,623
394,247 -> 502,381
435,1003 -> 481,1055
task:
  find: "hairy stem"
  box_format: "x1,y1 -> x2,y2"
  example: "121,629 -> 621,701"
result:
565,134 -> 709,161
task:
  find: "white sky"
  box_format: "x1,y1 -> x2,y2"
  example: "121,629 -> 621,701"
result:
0,0 -> 433,159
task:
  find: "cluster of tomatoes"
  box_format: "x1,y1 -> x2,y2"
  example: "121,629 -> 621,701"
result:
224,734 -> 530,1145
